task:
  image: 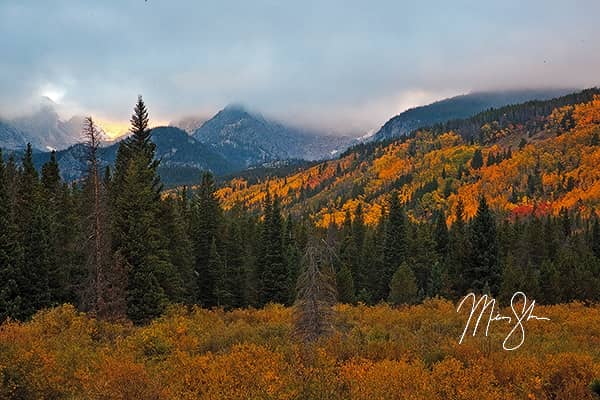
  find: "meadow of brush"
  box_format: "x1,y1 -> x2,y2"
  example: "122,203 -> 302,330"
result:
0,300 -> 599,399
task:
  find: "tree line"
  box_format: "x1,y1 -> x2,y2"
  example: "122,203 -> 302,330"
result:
1,97 -> 599,325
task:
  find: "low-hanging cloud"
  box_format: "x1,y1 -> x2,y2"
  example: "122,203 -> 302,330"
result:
1,0 -> 599,136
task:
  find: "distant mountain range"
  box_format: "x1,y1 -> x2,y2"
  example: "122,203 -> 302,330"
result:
21,105 -> 354,184
371,88 -> 575,141
191,104 -> 353,167
0,89 -> 584,186
28,126 -> 230,184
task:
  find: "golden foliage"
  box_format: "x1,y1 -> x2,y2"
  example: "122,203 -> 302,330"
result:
1,301 -> 599,399
214,97 -> 600,226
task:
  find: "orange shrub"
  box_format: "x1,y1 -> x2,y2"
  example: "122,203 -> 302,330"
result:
0,302 -> 598,399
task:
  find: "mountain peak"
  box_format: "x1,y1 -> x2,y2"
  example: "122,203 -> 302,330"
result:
192,105 -> 352,167
223,103 -> 248,113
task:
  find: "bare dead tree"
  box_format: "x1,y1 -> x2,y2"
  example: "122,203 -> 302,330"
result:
83,117 -> 103,311
81,117 -> 127,320
293,238 -> 337,343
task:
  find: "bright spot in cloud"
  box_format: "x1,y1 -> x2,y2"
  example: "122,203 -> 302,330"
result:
39,84 -> 66,103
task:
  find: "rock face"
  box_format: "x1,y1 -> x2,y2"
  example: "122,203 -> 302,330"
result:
192,104 -> 353,168
372,89 -> 574,142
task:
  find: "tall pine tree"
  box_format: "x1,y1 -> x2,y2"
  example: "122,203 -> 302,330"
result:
467,196 -> 500,294
111,97 -> 172,323
258,193 -> 288,305
16,144 -> 53,317
381,191 -> 407,300
0,150 -> 24,320
191,171 -> 221,307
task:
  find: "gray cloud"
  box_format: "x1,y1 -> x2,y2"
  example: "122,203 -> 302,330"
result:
1,0 -> 599,135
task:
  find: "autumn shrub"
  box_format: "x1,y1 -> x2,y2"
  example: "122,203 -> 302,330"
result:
0,301 -> 598,399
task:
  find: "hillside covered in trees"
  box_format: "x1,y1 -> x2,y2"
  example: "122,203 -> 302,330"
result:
1,91 -> 600,326
0,92 -> 599,398
216,88 -> 600,225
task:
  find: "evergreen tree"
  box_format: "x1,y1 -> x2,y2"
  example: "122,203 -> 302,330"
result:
591,214 -> 600,258
433,210 -> 449,258
408,224 -> 440,294
445,199 -> 470,296
519,138 -> 527,149
41,154 -> 76,305
191,171 -> 221,307
0,151 -> 24,321
283,215 -> 301,305
359,229 -> 381,304
499,254 -> 521,303
223,219 -> 247,308
426,261 -> 448,298
4,154 -> 19,206
467,196 -> 500,295
539,259 -> 561,304
352,203 -> 366,252
111,97 -> 171,323
339,210 -> 360,292
388,263 -> 418,305
51,183 -> 82,305
17,144 -> 39,225
15,145 -> 54,316
559,207 -> 571,239
210,238 -> 232,307
336,264 -> 356,304
258,194 -> 288,305
381,192 -> 407,300
470,149 -> 484,169
41,151 -> 60,196
22,204 -> 52,315
159,198 -> 196,304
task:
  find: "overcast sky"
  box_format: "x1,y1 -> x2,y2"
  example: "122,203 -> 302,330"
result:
1,0 -> 600,136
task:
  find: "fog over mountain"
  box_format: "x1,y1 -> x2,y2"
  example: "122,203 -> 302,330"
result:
192,104 -> 353,167
2,2 -> 599,136
0,98 -> 84,151
169,116 -> 209,134
371,88 -> 576,142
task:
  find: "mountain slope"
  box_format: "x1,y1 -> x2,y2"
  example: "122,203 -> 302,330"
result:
216,88 -> 600,225
0,120 -> 29,150
372,88 -> 574,142
11,103 -> 84,150
193,104 -> 353,167
30,126 -> 232,184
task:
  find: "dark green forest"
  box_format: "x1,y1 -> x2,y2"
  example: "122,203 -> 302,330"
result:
1,97 -> 599,325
